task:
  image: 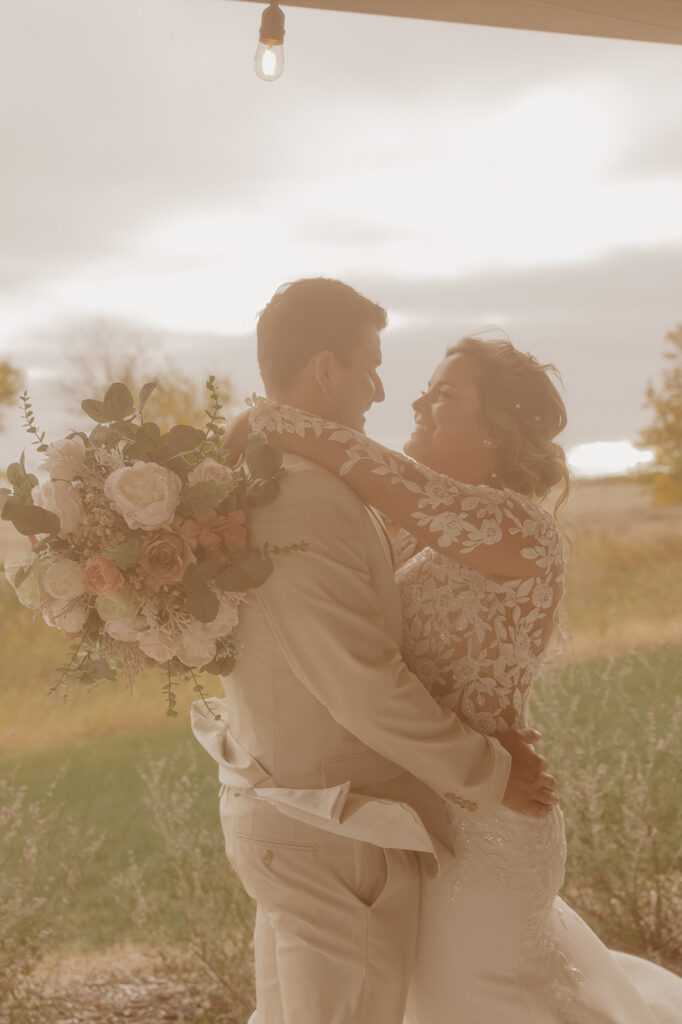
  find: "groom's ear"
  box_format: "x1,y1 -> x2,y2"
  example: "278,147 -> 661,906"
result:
311,350 -> 338,396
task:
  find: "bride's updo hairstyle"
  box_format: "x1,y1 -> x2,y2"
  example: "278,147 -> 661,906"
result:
448,337 -> 570,511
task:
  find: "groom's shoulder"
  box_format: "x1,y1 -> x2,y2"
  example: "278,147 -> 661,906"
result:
252,453 -> 366,533
279,453 -> 360,504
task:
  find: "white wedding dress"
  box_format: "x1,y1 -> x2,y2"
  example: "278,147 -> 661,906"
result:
248,398 -> 682,1024
393,531 -> 682,1024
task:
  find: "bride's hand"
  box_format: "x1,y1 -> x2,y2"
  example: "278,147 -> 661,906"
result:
222,409 -> 252,465
498,728 -> 560,817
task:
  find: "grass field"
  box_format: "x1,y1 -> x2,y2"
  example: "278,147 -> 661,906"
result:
1,644 -> 679,957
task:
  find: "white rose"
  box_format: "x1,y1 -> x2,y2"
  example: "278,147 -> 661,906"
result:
43,599 -> 89,633
32,480 -> 83,535
203,596 -> 240,639
104,462 -> 183,531
138,628 -> 179,663
95,588 -> 141,623
187,459 -> 234,488
177,622 -> 217,668
41,558 -> 86,602
40,436 -> 88,481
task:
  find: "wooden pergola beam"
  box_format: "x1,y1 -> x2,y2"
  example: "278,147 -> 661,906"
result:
235,1 -> 682,45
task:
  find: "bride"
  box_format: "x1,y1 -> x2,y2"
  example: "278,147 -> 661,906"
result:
245,336 -> 682,1023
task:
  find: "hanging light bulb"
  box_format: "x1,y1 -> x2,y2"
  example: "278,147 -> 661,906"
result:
254,4 -> 285,82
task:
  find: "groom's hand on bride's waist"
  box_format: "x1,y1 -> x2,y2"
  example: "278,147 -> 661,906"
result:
497,728 -> 560,817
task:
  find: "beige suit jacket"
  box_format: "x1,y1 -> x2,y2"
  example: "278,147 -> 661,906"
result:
192,454 -> 511,872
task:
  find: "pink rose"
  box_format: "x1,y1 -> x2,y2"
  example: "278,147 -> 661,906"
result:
84,556 -> 124,594
31,480 -> 82,535
140,528 -> 196,587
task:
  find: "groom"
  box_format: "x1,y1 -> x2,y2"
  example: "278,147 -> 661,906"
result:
193,278 -> 557,1024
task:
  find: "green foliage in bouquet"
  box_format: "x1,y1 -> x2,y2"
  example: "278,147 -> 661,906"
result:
3,378 -> 305,717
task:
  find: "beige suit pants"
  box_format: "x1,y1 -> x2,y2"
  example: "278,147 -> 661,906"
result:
220,788 -> 421,1024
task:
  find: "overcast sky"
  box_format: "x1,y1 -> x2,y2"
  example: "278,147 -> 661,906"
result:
1,0 -> 681,473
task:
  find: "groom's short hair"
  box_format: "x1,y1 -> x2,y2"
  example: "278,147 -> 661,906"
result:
257,278 -> 387,394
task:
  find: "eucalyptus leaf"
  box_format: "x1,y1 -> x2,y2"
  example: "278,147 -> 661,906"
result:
160,424 -> 206,456
6,462 -> 25,487
3,500 -> 61,536
212,566 -> 252,593
246,478 -> 280,508
110,420 -> 140,441
204,655 -> 236,677
215,553 -> 272,593
185,586 -> 220,623
140,421 -> 161,441
139,381 -> 158,413
182,479 -> 233,514
103,537 -> 143,570
103,382 -> 135,421
89,423 -> 115,446
245,436 -> 283,480
183,561 -> 219,591
82,399 -> 108,423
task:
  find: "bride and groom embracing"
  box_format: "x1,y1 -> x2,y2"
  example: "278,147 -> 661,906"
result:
191,278 -> 682,1023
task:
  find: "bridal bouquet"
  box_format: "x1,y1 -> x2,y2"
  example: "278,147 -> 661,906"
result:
1,378 -> 293,714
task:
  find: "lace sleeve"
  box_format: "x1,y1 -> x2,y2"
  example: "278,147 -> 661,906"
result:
248,397 -> 563,581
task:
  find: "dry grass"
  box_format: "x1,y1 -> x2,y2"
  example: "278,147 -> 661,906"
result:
2,478 -> 681,752
555,478 -> 682,660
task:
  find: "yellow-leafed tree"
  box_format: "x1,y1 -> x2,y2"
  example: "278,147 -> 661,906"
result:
639,325 -> 682,504
57,318 -> 233,432
0,362 -> 23,428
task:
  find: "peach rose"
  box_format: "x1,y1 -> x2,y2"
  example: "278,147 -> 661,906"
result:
84,555 -> 124,594
194,509 -> 248,552
140,528 -> 196,587
187,459 -> 234,488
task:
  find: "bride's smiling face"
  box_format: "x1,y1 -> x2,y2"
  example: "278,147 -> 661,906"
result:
403,352 -> 496,481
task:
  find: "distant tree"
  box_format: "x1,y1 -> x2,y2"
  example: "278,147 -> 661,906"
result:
0,361 -> 23,429
639,324 -> 682,505
56,318 -> 233,432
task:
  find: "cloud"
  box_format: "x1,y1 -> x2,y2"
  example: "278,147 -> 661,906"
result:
359,246 -> 682,448
3,0 -> 664,296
